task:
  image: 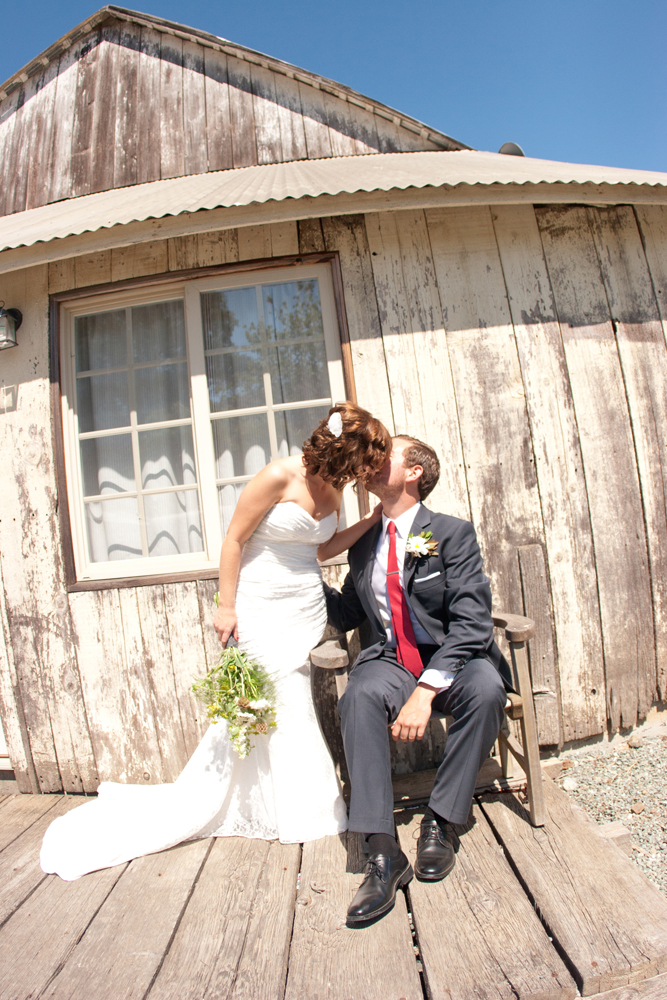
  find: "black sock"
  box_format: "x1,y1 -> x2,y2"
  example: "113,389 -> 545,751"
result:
424,806 -> 449,831
367,832 -> 400,857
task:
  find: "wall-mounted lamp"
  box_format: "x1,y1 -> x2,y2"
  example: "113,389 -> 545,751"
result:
0,302 -> 22,350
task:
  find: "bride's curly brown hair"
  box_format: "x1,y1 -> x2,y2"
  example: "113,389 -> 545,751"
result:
302,402 -> 391,491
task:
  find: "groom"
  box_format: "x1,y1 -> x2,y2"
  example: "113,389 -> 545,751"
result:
324,436 -> 511,927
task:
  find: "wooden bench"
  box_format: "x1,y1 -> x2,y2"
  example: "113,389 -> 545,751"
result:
310,611 -> 546,827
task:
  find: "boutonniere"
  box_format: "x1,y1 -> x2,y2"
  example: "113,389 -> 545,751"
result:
406,531 -> 438,565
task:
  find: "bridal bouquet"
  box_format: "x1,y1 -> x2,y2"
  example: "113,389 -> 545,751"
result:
192,644 -> 277,758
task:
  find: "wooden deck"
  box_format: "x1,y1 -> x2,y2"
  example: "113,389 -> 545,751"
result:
1,777 -> 667,1000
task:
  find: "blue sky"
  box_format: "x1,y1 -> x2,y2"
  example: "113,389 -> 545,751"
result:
3,0 -> 665,171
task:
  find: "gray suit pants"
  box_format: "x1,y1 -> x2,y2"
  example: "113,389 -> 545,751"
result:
338,648 -> 506,835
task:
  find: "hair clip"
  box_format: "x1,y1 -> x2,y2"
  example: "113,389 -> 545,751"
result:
327,412 -> 343,437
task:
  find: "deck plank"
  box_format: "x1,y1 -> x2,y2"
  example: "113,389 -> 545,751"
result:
44,839 -> 210,1000
0,864 -> 124,1000
481,778 -> 667,995
230,841 -> 301,1000
396,808 -> 577,1000
147,837 -> 270,1000
0,794 -> 61,851
0,796 -> 80,926
284,832 -> 422,1000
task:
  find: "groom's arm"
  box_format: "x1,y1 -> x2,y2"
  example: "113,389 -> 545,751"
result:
323,572 -> 368,633
421,519 -> 494,686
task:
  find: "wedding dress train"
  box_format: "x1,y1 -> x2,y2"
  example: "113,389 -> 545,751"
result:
40,502 -> 348,881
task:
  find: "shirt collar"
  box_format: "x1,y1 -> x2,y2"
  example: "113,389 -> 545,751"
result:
381,502 -> 422,539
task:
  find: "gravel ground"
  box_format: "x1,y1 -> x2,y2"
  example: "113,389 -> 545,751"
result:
550,716 -> 667,894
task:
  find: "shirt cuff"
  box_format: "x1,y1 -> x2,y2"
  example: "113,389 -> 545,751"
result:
418,667 -> 456,694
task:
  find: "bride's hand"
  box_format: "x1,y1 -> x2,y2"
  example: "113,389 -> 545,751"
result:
367,502 -> 383,524
213,605 -> 239,645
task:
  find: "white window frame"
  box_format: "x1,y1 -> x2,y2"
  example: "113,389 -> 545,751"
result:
60,262 -> 357,583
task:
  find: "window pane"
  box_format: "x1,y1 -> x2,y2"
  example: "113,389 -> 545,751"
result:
75,310 -> 126,373
77,372 -> 130,432
135,362 -> 190,423
263,279 -> 324,342
80,435 -> 135,497
139,427 -> 196,490
275,405 -> 330,458
212,414 -> 271,480
132,300 -> 186,363
85,497 -> 142,562
206,350 -> 265,412
218,483 -> 246,535
269,341 -> 329,404
144,491 -> 204,557
201,288 -> 260,351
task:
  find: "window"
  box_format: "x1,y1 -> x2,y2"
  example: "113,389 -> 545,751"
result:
59,262 -> 355,582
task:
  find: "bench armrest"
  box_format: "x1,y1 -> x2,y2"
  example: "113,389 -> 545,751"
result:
492,612 -> 535,643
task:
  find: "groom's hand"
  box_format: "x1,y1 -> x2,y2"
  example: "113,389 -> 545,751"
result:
391,685 -> 437,742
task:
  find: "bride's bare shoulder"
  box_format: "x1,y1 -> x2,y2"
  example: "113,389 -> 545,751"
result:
257,456 -> 302,490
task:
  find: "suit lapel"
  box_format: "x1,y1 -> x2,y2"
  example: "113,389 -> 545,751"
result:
356,520 -> 384,627
403,503 -> 432,589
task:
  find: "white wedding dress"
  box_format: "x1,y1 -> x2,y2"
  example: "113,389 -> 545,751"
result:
40,502 -> 348,881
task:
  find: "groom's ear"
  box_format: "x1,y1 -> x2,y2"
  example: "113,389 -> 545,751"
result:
405,463 -> 424,484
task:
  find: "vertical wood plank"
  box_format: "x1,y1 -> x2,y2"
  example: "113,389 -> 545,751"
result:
274,74 -> 308,161
196,579 -> 220,670
69,588 -> 163,783
365,209 -> 470,518
298,82 -> 333,159
324,92 -> 358,157
5,72 -> 45,215
251,64 -> 283,164
197,228 -> 239,267
426,205 -> 548,621
269,220 -> 299,256
182,39 -> 207,176
135,585 -> 189,780
203,47 -> 233,172
74,250 -> 112,287
0,560 -> 37,792
588,205 -> 667,708
90,22 -> 121,195
47,44 -> 84,204
48,258 -> 76,293
24,60 -> 60,210
536,205 -> 655,730
227,55 -> 258,168
492,203 -> 605,741
237,225 -> 272,260
110,240 -> 169,281
517,545 -> 561,745
69,28 -> 101,198
321,215 -> 394,430
0,89 -> 22,217
298,218 -> 325,253
137,26 -> 161,184
390,209 -> 470,517
163,581 -> 207,756
0,265 -> 97,793
113,20 -> 142,189
159,33 -> 184,180
635,205 -> 667,341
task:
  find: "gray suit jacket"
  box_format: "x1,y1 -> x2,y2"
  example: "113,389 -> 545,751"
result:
324,503 -> 512,691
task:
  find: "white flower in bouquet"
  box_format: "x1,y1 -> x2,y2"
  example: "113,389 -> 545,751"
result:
249,699 -> 270,711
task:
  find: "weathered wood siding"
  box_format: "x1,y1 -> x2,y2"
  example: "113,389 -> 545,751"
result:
0,15 -> 456,219
2,205 -> 667,790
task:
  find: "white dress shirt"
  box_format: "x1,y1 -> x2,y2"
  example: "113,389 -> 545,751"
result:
370,503 -> 455,693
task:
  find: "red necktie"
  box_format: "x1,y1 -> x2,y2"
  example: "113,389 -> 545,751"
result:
386,521 -> 423,679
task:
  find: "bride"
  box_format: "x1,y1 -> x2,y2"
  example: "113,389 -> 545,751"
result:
40,402 -> 391,881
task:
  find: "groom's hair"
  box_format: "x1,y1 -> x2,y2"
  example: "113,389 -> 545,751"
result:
394,437 -> 440,500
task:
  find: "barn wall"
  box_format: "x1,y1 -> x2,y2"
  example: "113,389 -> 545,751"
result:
0,17 -> 451,219
2,207 -> 667,791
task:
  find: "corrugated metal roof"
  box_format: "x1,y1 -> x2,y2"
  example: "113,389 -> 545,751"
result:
1,150 -> 666,253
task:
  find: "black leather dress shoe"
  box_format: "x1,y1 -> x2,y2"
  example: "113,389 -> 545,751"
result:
346,851 -> 413,927
414,817 -> 456,881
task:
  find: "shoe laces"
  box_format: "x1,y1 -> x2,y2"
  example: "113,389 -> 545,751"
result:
362,858 -> 387,883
